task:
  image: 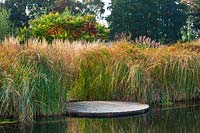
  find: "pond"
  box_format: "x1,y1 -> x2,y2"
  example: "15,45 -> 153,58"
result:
1,103 -> 200,133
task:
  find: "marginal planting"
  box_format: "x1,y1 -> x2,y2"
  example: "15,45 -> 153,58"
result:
0,38 -> 74,124
0,38 -> 200,123
70,40 -> 200,104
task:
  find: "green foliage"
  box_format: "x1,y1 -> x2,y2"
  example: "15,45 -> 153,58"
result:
70,51 -> 133,100
53,0 -> 105,19
189,0 -> 200,37
107,0 -> 187,43
3,0 -> 55,27
69,40 -> 200,104
0,39 -> 71,124
1,38 -> 200,124
0,8 -> 13,41
19,11 -> 109,42
0,119 -> 18,125
2,0 -> 105,28
181,16 -> 199,42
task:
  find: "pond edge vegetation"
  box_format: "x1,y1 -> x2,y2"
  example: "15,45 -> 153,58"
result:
0,38 -> 200,124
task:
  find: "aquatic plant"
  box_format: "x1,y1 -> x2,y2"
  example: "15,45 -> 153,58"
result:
0,38 -> 200,124
70,39 -> 200,104
0,38 -> 74,124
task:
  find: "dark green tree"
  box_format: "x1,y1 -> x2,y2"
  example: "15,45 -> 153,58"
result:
52,0 -> 105,19
107,0 -> 187,43
190,0 -> 200,36
156,0 -> 187,43
3,0 -> 29,27
0,8 -> 14,41
3,0 -> 105,28
3,0 -> 55,27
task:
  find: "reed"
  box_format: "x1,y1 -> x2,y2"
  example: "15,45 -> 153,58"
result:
0,38 -> 200,123
70,39 -> 200,104
0,38 -> 74,124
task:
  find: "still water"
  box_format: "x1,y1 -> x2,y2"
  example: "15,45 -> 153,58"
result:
1,103 -> 200,133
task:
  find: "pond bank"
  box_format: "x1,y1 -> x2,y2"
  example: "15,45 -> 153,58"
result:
0,38 -> 200,124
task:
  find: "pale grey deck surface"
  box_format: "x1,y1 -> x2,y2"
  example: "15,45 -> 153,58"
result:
66,101 -> 149,117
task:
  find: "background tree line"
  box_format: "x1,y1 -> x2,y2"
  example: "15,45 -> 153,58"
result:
108,0 -> 200,43
0,0 -> 105,27
0,0 -> 199,44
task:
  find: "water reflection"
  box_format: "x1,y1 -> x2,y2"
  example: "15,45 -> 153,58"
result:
1,104 -> 200,133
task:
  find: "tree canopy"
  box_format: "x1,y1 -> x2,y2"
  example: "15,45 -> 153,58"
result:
3,0 -> 55,27
52,0 -> 105,19
107,0 -> 188,43
0,8 -> 13,41
19,11 -> 109,42
0,0 -> 199,43
2,0 -> 105,27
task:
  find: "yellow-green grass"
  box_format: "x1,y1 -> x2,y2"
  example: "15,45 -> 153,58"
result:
0,38 -> 200,124
0,38 -> 75,124
0,119 -> 18,125
69,39 -> 200,104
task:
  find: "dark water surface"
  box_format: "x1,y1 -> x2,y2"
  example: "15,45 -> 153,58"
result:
1,103 -> 200,133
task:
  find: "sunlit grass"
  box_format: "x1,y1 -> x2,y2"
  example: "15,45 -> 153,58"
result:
0,38 -> 74,124
0,38 -> 200,124
70,39 -> 200,104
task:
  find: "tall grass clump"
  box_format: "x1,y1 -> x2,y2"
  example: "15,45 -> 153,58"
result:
69,39 -> 200,104
70,41 -> 152,102
70,48 -> 133,100
142,46 -> 200,104
1,38 -> 200,124
0,38 -> 74,124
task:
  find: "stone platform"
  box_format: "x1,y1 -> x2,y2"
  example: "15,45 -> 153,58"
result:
66,101 -> 149,118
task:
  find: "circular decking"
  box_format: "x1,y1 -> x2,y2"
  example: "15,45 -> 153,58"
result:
66,101 -> 149,117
